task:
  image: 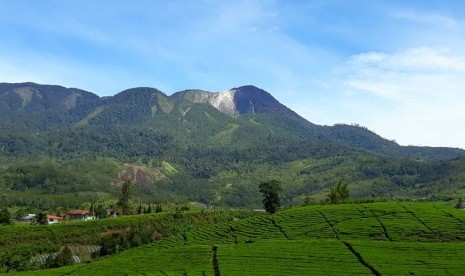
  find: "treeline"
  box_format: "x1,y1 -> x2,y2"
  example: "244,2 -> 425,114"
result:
2,154 -> 465,210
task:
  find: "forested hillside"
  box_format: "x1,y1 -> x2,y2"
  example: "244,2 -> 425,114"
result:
1,82 -> 464,209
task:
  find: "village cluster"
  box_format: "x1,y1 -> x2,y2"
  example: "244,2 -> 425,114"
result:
20,210 -> 113,224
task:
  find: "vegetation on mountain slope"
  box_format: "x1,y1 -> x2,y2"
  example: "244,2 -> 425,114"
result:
1,82 -> 465,209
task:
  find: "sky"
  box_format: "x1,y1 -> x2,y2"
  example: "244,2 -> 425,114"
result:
1,0 -> 465,149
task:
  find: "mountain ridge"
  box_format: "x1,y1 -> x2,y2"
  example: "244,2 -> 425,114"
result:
2,82 -> 465,208
0,82 -> 464,161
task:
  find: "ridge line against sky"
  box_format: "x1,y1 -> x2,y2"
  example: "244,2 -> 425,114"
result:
0,0 -> 464,149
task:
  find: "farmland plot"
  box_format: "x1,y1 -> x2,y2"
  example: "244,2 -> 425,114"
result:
11,202 -> 465,275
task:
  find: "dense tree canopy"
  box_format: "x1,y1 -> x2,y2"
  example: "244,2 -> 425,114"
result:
259,180 -> 283,214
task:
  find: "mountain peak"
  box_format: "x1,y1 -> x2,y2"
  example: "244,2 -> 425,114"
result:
230,86 -> 278,115
172,85 -> 298,118
232,85 -> 264,92
0,82 -> 99,112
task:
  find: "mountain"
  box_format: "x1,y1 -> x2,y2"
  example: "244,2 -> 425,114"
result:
2,82 -> 461,159
0,82 -> 100,131
1,82 -> 465,208
172,85 -> 309,120
325,124 -> 465,160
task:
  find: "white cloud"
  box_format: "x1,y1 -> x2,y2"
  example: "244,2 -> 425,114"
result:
392,11 -> 458,29
338,47 -> 465,149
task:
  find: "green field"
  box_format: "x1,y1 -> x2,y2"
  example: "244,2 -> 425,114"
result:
9,202 -> 465,275
0,210 -> 254,273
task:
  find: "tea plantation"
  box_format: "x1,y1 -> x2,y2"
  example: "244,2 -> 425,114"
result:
10,202 -> 465,275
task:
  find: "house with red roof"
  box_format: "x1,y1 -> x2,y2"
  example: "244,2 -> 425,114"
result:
47,215 -> 63,224
68,210 -> 95,221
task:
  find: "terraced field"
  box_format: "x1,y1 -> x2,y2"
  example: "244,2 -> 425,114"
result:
12,202 -> 465,275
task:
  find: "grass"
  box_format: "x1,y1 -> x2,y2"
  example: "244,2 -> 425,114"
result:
9,201 -> 465,275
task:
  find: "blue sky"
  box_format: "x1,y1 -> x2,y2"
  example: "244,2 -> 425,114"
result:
1,0 -> 465,148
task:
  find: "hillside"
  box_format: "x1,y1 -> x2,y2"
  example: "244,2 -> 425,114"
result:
8,202 -> 465,275
1,82 -> 465,208
1,82 -> 463,160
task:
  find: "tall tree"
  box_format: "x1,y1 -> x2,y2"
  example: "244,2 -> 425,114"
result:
0,208 -> 12,226
327,179 -> 350,204
336,180 -> 350,201
456,198 -> 464,209
95,204 -> 108,219
89,203 -> 95,216
119,179 -> 133,215
258,180 -> 282,214
0,176 -> 8,207
327,187 -> 340,204
155,203 -> 163,213
45,246 -> 74,268
137,202 -> 142,215
35,212 -> 48,225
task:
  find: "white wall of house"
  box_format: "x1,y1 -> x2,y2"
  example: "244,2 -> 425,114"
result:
48,218 -> 60,224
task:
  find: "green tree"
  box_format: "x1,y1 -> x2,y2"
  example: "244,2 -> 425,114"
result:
45,246 -> 74,268
258,180 -> 282,214
456,198 -> 464,209
89,203 -> 95,216
327,187 -> 340,204
304,196 -> 313,206
35,212 -> 48,225
336,180 -> 350,201
0,208 -> 12,226
0,176 -> 8,206
14,208 -> 27,221
327,179 -> 350,204
155,203 -> 163,213
118,179 -> 133,215
95,204 -> 108,219
137,202 -> 142,215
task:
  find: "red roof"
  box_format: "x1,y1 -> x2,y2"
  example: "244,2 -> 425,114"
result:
68,210 -> 91,215
47,215 -> 63,220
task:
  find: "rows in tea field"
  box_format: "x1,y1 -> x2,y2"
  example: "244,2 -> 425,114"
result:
21,240 -> 370,276
13,244 -> 214,275
218,239 -> 465,275
275,202 -> 465,242
12,202 -> 465,275
351,240 -> 465,275
156,202 -> 465,247
16,239 -> 465,275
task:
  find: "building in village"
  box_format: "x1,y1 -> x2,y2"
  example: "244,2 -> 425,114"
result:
68,210 -> 95,221
47,215 -> 63,224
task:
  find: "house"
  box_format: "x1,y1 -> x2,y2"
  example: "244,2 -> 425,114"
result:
47,215 -> 63,224
107,208 -> 121,217
21,214 -> 36,223
68,210 -> 95,221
